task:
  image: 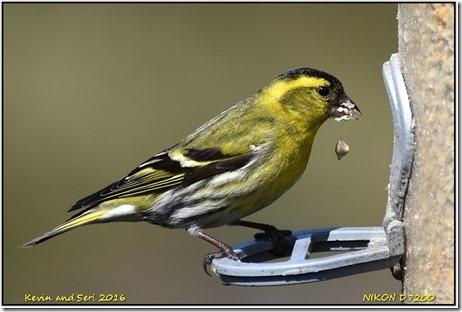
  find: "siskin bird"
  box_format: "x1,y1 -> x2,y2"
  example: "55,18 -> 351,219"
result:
22,67 -> 361,268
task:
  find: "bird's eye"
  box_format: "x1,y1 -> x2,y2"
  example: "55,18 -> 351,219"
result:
317,86 -> 330,97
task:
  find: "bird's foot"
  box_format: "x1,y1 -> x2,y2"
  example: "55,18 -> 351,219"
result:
253,226 -> 292,257
233,220 -> 293,257
202,246 -> 239,276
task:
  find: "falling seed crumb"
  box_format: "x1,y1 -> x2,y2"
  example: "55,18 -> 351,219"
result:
335,137 -> 350,160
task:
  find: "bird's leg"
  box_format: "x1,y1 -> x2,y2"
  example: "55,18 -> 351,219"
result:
196,230 -> 239,275
232,220 -> 292,256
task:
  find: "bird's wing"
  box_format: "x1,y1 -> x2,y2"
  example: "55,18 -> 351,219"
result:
68,146 -> 253,214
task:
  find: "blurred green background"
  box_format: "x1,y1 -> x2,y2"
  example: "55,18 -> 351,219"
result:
5,3 -> 399,305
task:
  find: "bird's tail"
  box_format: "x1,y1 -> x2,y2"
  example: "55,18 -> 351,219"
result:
20,209 -> 108,248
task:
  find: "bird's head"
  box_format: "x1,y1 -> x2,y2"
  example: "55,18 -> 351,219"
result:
261,67 -> 361,128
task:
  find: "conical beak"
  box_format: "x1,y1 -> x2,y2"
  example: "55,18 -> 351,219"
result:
330,96 -> 362,121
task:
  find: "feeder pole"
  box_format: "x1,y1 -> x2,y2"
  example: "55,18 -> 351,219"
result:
398,4 -> 455,304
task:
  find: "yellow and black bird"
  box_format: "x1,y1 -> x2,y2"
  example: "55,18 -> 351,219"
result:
22,67 -> 361,267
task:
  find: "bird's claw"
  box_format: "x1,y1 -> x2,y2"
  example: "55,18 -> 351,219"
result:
202,247 -> 239,276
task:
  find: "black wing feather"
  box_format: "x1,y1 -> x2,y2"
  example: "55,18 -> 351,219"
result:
182,153 -> 252,186
68,151 -> 182,212
68,147 -> 253,214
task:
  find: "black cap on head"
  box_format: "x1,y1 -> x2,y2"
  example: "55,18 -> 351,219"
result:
278,67 -> 342,90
